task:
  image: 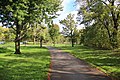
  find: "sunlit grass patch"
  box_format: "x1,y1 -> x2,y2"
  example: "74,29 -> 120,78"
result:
0,43 -> 50,80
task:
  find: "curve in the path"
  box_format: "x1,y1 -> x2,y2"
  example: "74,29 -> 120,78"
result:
47,47 -> 112,80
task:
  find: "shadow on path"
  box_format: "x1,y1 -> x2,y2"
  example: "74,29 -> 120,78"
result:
47,47 -> 112,80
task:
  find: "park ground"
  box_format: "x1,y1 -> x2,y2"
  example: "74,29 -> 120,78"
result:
55,44 -> 120,80
48,47 -> 111,80
0,42 -> 50,80
0,43 -> 120,80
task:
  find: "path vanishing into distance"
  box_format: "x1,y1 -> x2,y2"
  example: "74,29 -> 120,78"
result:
47,47 -> 112,80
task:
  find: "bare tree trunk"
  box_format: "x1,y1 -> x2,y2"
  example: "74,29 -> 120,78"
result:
14,39 -> 21,54
33,37 -> 36,45
40,39 -> 42,48
53,41 -> 55,46
40,36 -> 43,48
72,38 -> 74,47
14,24 -> 21,54
14,33 -> 21,54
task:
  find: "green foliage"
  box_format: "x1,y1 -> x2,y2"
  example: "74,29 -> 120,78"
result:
0,26 -> 15,41
81,24 -> 112,49
55,44 -> 120,80
76,0 -> 120,49
60,13 -> 78,47
49,24 -> 60,45
26,23 -> 50,45
0,43 -> 50,80
0,0 -> 62,53
0,26 -> 5,41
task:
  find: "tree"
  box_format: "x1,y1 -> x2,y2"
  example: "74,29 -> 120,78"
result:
76,0 -> 120,49
26,23 -> 50,47
0,26 -> 5,41
35,24 -> 46,48
49,24 -> 60,46
3,28 -> 15,42
0,26 -> 15,41
81,24 -> 112,49
60,13 -> 77,47
0,0 -> 62,54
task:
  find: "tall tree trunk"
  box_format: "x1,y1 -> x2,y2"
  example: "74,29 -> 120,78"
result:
71,30 -> 74,47
40,36 -> 43,48
40,39 -> 42,48
33,37 -> 36,45
72,38 -> 74,47
14,39 -> 21,54
14,22 -> 21,54
14,32 -> 21,54
53,41 -> 55,46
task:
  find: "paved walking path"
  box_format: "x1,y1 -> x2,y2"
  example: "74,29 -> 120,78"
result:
47,47 -> 112,80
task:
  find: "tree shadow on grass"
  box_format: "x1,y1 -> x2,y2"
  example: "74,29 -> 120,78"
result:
85,57 -> 120,66
0,58 -> 49,80
0,47 -> 14,53
21,46 -> 47,49
58,45 -> 94,52
85,57 -> 120,80
0,46 -> 50,80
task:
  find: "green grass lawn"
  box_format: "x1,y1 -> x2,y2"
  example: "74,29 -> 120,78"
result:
0,42 -> 50,80
55,44 -> 120,80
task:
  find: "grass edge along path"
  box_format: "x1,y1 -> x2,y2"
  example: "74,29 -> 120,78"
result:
55,44 -> 120,80
0,43 -> 50,80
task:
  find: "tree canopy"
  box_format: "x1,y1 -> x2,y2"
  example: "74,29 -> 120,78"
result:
49,24 -> 60,46
0,0 -> 62,54
60,13 -> 78,47
76,0 -> 120,49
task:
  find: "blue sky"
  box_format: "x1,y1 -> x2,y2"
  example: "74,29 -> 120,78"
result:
53,0 -> 84,31
53,0 -> 77,23
62,0 -> 76,13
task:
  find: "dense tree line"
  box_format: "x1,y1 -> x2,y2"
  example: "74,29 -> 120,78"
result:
76,0 -> 120,49
1,0 -> 119,51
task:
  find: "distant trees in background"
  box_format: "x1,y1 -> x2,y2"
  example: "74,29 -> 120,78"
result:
0,0 -> 120,51
25,23 -> 47,47
0,26 -> 15,42
49,24 -> 60,46
22,23 -> 66,47
60,13 -> 80,47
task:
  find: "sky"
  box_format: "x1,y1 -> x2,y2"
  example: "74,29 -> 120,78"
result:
53,0 -> 84,31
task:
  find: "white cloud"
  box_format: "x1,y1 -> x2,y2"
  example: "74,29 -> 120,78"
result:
71,11 -> 85,30
54,0 -> 75,22
0,23 -> 2,26
53,0 -> 84,31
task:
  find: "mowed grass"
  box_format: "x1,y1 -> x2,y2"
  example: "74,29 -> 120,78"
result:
55,44 -> 120,80
0,42 -> 50,80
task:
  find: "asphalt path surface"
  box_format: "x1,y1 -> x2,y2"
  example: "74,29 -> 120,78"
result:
47,47 -> 112,80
